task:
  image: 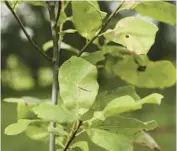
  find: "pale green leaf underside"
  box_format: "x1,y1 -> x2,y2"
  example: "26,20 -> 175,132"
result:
87,128 -> 132,151
32,103 -> 79,123
104,17 -> 158,55
135,1 -> 176,25
106,55 -> 176,88
59,56 -> 99,115
72,1 -> 106,39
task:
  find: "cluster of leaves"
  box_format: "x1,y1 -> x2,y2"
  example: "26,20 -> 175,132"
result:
3,1 -> 176,151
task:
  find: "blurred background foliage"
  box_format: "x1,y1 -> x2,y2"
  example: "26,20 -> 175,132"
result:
1,1 -> 176,151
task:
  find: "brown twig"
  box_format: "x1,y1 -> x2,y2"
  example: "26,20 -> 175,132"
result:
63,120 -> 83,151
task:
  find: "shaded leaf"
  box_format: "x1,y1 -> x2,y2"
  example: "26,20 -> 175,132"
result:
135,1 -> 176,25
48,125 -> 68,136
87,128 -> 133,151
71,141 -> 89,151
104,17 -> 158,54
82,51 -> 105,65
72,1 -> 106,39
59,56 -> 99,115
32,103 -> 79,123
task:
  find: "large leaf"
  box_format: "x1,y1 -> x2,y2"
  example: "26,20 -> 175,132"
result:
103,93 -> 163,118
106,55 -> 176,88
93,116 -> 158,136
32,103 -> 79,123
59,56 -> 99,115
135,131 -> 160,150
104,17 -> 158,55
71,141 -> 89,151
5,119 -> 33,135
87,128 -> 133,151
72,1 -> 106,39
135,1 -> 176,25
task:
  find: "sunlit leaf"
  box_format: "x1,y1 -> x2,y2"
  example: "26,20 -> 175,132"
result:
72,1 -> 106,39
71,141 -> 89,151
106,55 -> 176,88
104,17 -> 158,55
25,1 -> 46,6
59,56 -> 99,115
87,128 -> 133,151
135,131 -> 160,150
32,103 -> 79,123
135,1 -> 176,25
5,119 -> 33,135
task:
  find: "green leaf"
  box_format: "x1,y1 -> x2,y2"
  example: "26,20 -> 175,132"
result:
92,85 -> 140,111
104,17 -> 158,55
93,116 -> 158,136
135,131 -> 160,150
119,1 -> 140,11
4,97 -> 40,120
72,1 -> 106,39
82,51 -> 105,65
107,55 -> 176,88
5,119 -> 33,135
25,125 -> 48,141
135,1 -> 176,25
25,1 -> 46,6
103,93 -> 162,117
32,103 -> 79,123
59,56 -> 99,115
71,141 -> 89,151
87,128 -> 133,151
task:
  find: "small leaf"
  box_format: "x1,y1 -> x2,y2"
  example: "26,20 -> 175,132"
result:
87,128 -> 133,151
107,55 -> 176,88
32,103 -> 79,123
135,1 -> 176,25
71,141 -> 89,151
59,56 -> 99,115
82,51 -> 105,65
72,1 -> 106,39
25,1 -> 46,6
104,17 -> 158,55
135,131 -> 160,151
42,40 -> 79,53
25,125 -> 48,141
5,119 -> 33,135
103,93 -> 163,117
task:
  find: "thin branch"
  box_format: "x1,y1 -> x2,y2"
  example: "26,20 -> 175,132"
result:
77,1 -> 124,56
4,1 -> 52,62
63,120 -> 83,151
47,1 -> 62,151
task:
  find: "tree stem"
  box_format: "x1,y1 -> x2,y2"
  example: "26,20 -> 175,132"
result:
47,1 -> 62,151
